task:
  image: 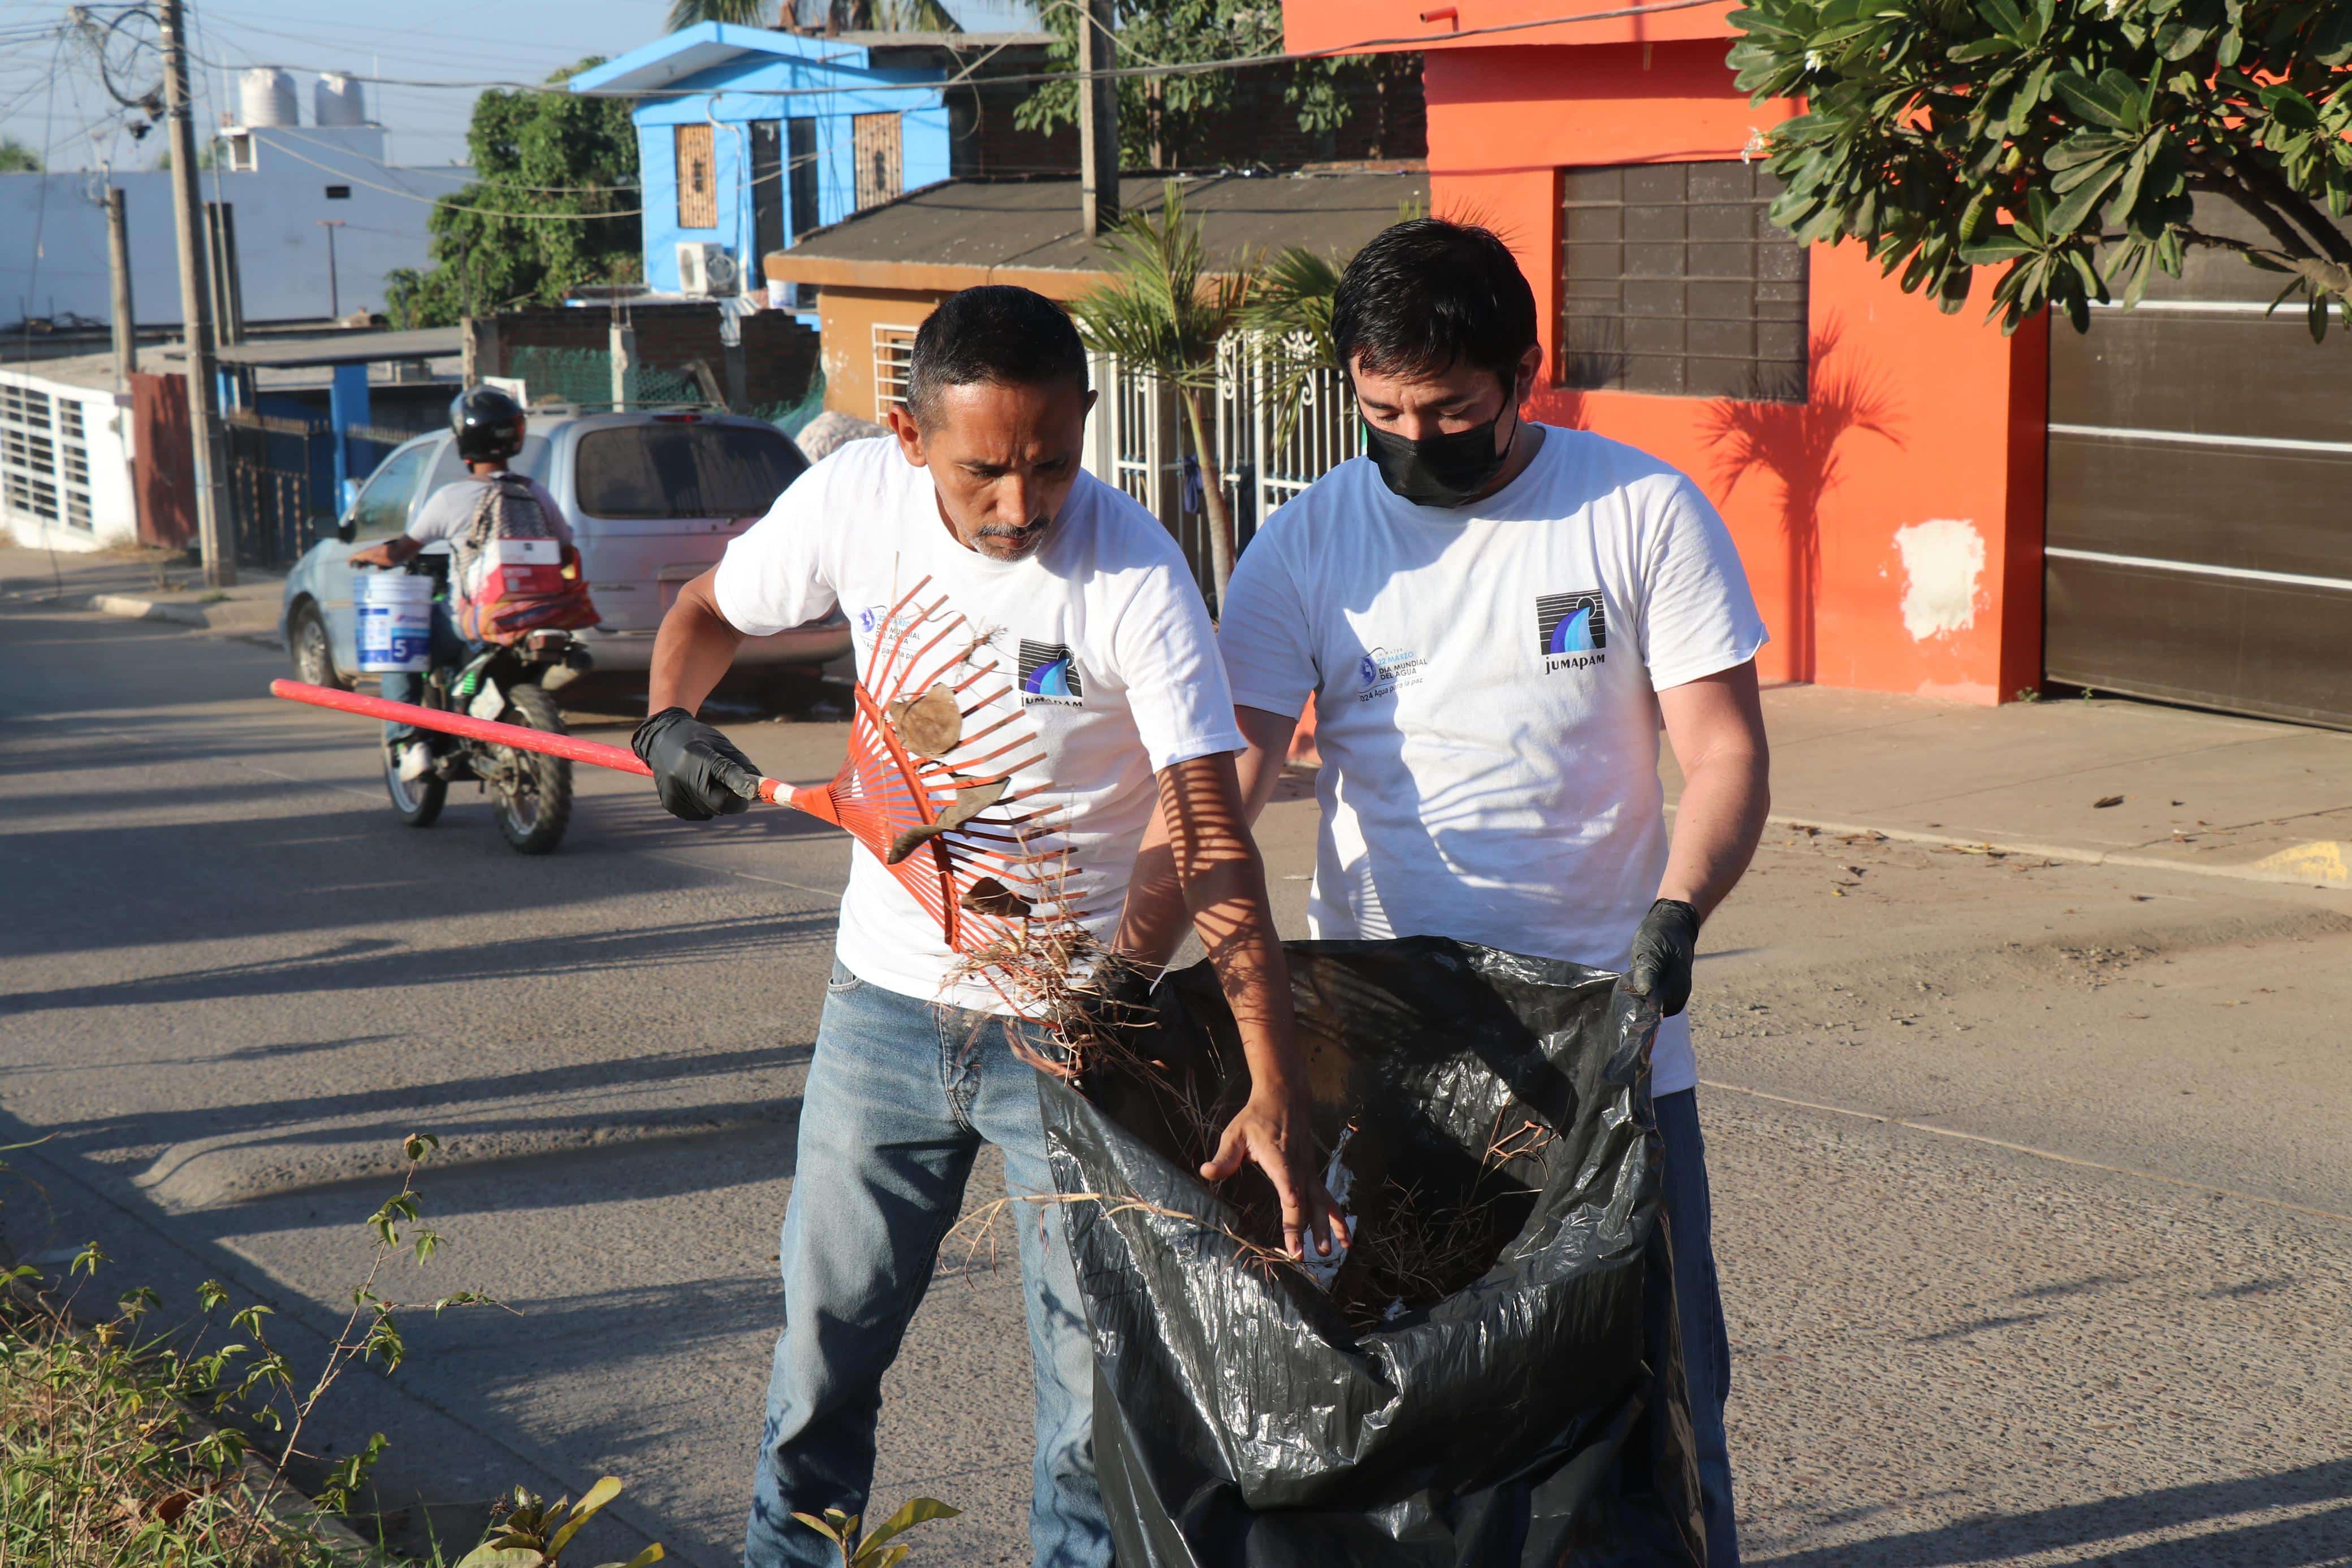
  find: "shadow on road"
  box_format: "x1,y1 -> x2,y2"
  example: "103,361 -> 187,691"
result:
1,909 -> 835,1015
1752,1459 -> 2352,1566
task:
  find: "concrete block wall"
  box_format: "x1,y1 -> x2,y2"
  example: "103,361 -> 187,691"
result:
466,304 -> 820,411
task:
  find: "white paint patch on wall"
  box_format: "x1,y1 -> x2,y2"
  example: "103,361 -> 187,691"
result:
1893,518 -> 1985,641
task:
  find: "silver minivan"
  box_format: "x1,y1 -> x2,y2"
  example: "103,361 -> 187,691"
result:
282,408 -> 848,687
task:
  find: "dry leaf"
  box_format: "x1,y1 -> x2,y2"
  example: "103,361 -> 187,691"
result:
887,682 -> 963,756
960,876 -> 1033,917
2092,795 -> 2125,809
885,777 -> 1009,864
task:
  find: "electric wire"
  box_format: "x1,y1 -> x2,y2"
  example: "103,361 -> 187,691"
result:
176,0 -> 1728,99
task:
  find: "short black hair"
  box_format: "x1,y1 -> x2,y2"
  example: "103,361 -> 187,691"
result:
1332,219 -> 1540,388
906,285 -> 1089,426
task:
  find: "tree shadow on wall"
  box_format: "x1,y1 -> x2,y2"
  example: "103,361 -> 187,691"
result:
1700,323 -> 1903,682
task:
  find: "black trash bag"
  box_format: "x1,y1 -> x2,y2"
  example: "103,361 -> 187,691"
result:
1040,936 -> 1705,1568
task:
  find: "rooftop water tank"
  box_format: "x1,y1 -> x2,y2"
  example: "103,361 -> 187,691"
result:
314,73 -> 366,128
239,67 -> 297,128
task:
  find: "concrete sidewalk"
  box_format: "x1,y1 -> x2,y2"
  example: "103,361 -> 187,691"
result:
1687,684 -> 2352,889
0,542 -> 284,636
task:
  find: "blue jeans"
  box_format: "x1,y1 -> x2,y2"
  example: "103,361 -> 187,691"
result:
1657,1087 -> 1740,1567
379,600 -> 468,743
746,961 -> 1110,1568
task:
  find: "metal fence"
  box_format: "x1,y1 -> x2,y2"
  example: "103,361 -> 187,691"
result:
224,409 -> 328,569
1092,332 -> 1363,607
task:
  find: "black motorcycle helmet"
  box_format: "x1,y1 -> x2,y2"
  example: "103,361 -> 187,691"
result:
449,384 -> 527,464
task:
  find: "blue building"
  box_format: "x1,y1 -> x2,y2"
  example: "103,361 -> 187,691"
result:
570,24 -> 1066,299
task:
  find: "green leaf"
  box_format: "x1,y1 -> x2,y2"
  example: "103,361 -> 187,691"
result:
2047,162 -> 2127,235
790,1513 -> 845,1548
2260,84 -> 2322,131
2105,140 -> 2159,228
857,1497 -> 962,1557
2053,73 -> 2134,131
1961,236 -> 2037,263
1971,0 -> 2026,39
455,1549 -> 544,1568
547,1478 -> 626,1558
590,1548 -> 664,1568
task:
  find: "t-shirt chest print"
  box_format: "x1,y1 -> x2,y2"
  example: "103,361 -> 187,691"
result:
1535,589 -> 1609,673
1018,639 -> 1085,704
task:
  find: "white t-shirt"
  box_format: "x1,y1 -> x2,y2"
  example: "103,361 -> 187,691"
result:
1217,425 -> 1767,1094
712,436 -> 1246,1012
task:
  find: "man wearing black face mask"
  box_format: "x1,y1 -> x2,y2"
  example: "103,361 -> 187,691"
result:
1116,218 -> 1771,1566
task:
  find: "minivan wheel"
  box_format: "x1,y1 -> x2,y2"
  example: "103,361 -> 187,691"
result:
289,601 -> 348,690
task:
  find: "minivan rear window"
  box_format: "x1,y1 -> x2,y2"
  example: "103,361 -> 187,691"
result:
574,424 -> 807,519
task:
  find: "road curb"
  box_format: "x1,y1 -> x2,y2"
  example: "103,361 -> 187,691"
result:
1770,813 -> 2349,891
83,592 -> 281,637
86,592 -> 211,627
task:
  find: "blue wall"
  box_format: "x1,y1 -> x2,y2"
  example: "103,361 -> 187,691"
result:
607,33 -> 953,294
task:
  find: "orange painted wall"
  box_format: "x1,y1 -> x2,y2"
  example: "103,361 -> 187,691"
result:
1322,25 -> 2050,703
1284,0 -> 1741,52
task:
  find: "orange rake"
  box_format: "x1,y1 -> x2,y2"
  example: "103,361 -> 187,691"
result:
267,580 -> 1072,959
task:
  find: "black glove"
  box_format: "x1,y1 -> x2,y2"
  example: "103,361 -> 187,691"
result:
632,707 -> 763,822
1626,898 -> 1701,1017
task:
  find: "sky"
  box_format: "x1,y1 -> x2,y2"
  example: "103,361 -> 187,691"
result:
0,0 -> 1043,174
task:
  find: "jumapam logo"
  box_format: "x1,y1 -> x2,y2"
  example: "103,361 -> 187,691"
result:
1018,640 -> 1085,703
1535,591 -> 1609,673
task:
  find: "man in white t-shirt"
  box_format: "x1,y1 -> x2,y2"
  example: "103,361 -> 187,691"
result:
632,287 -> 1338,1568
1121,220 -> 1769,1564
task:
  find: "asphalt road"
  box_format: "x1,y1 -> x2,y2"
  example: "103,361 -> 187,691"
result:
2,595 -> 2348,1567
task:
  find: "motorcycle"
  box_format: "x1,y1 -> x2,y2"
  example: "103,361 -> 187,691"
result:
376,560 -> 595,855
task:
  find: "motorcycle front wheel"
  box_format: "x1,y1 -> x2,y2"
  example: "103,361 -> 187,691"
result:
490,684 -> 573,855
384,735 -> 447,828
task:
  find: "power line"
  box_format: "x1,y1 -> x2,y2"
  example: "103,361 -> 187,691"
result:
181,0 -> 1726,101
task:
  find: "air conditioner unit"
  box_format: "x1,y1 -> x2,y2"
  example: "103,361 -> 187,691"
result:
676,242 -> 739,298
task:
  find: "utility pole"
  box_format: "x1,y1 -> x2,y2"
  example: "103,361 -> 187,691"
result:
609,314 -> 634,412
105,188 -> 136,391
159,0 -> 233,587
317,219 -> 345,320
209,202 -> 245,346
1077,0 -> 1118,237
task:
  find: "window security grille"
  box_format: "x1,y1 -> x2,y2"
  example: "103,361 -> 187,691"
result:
871,324 -> 919,422
852,112 -> 903,213
1559,161 -> 1808,403
1,381 -> 92,530
676,123 -> 717,230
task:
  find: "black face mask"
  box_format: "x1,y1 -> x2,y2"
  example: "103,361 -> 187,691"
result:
1362,398 -> 1519,509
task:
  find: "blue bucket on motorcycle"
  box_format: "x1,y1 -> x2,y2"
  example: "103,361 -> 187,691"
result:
356,572 -> 433,674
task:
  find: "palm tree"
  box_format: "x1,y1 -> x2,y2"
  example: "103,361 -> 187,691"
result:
1240,244 -> 1343,446
668,0 -> 772,27
1071,181 -> 1253,608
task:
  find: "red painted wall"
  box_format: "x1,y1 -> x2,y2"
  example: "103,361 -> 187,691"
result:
1286,7 -> 2048,704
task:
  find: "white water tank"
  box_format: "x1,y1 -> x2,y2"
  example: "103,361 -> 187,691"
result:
314,73 -> 366,128
239,67 -> 297,128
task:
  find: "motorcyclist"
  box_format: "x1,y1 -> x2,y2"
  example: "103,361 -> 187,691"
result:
349,385 -> 573,781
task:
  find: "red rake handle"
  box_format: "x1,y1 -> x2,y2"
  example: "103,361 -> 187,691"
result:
267,679 -> 791,806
